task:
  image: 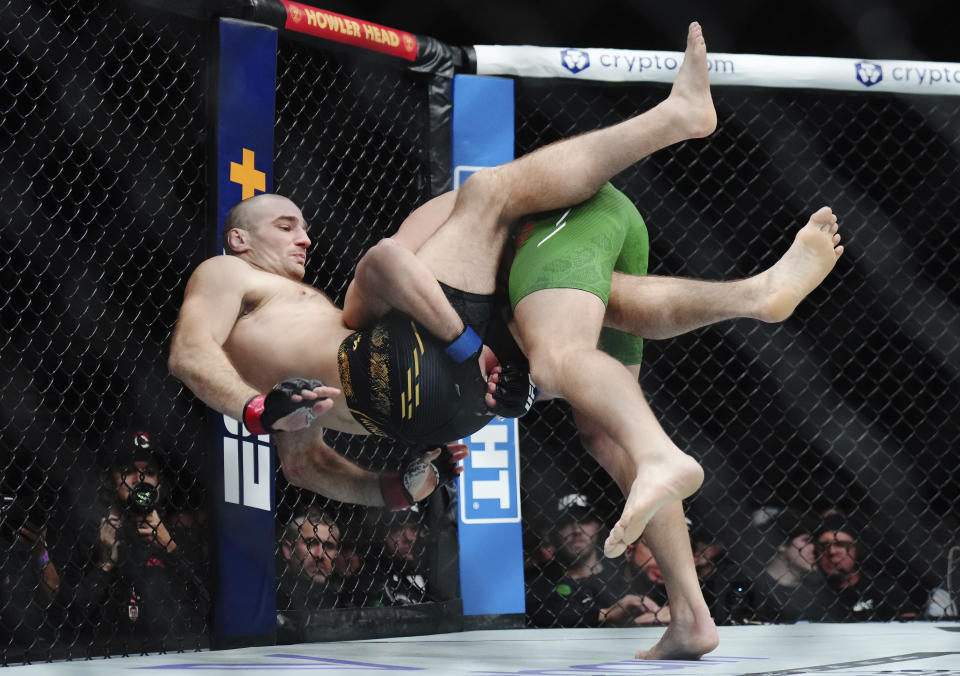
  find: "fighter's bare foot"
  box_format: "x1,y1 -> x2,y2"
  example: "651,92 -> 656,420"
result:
755,206 -> 845,323
663,21 -> 717,139
603,453 -> 703,558
635,615 -> 719,660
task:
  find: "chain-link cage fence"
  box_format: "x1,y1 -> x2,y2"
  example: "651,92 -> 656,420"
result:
3,0 -> 960,666
516,80 -> 960,627
0,0 -> 211,664
272,35 -> 458,639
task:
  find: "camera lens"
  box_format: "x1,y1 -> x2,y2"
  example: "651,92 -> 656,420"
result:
127,482 -> 159,515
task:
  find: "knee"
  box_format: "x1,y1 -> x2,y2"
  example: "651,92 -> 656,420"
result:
457,167 -> 510,214
355,238 -> 397,283
526,345 -> 574,397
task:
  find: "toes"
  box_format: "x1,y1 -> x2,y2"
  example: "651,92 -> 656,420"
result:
604,527 -> 627,558
811,207 -> 835,229
835,245 -> 845,257
604,539 -> 627,559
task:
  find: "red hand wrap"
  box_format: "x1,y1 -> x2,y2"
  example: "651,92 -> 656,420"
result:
379,471 -> 413,511
243,395 -> 267,435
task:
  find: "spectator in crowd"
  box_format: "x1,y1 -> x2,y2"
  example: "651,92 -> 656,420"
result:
523,528 -> 555,575
526,494 -> 663,628
613,538 -> 671,625
356,506 -> 432,607
693,541 -> 726,583
334,541 -> 363,580
276,506 -> 347,611
924,510 -> 959,619
0,485 -> 61,651
813,511 -> 920,621
691,533 -> 742,623
276,505 -> 352,642
74,428 -> 209,643
747,509 -> 825,623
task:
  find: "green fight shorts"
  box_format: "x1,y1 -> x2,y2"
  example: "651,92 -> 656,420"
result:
508,182 -> 648,366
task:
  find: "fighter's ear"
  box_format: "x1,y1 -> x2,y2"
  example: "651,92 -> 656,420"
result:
226,227 -> 251,253
281,538 -> 293,561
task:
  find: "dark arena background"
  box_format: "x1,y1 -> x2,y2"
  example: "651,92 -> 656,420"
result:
0,0 -> 958,671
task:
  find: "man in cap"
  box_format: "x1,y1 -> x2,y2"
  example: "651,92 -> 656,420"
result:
526,493 -> 665,628
814,511 -> 919,621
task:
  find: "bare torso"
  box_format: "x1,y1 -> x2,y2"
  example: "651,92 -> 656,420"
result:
223,268 -> 368,434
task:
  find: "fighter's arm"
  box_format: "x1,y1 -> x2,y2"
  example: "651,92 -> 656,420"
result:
344,192 -> 539,416
168,256 -> 259,420
168,257 -> 334,431
276,424 -> 467,507
342,191 -> 461,339
343,238 -> 466,341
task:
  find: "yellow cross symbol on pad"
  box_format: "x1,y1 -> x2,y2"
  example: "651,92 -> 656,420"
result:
230,148 -> 266,199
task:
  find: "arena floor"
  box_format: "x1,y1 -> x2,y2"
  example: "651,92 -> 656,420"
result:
4,623 -> 959,675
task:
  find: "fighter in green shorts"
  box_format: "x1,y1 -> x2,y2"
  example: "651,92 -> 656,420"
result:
509,182 -> 648,366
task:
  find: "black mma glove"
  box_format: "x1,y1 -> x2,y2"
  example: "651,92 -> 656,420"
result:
243,377 -> 327,435
489,362 -> 538,418
380,444 -> 459,511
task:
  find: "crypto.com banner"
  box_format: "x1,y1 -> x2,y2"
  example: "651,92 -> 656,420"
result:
475,46 -> 960,96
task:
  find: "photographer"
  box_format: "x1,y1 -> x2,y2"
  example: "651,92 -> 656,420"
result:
0,483 -> 61,649
74,429 -> 208,645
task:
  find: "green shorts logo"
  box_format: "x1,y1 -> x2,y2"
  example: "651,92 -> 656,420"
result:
555,583 -> 572,597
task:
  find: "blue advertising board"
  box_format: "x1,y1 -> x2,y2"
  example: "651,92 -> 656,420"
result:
452,74 -> 525,616
210,18 -> 278,647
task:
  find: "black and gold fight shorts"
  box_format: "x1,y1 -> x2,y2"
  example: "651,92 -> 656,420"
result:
337,312 -> 494,446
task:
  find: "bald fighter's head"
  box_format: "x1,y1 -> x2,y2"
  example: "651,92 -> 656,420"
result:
222,194 -> 311,280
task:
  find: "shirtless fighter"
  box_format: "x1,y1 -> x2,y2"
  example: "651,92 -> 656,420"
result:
167,193 -> 502,511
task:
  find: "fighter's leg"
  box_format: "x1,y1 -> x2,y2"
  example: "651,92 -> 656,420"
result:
574,401 -> 718,660
485,20 -> 715,223
605,207 -> 844,339
635,503 -> 719,659
514,289 -> 703,556
415,22 -> 715,294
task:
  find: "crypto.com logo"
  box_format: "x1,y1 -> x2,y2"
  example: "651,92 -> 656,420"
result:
855,61 -> 883,87
561,48 -> 590,74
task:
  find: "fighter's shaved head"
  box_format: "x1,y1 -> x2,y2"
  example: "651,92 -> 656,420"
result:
222,193 -> 296,254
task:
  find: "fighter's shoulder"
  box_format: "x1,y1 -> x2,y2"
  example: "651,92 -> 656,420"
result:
193,253 -> 250,273
182,256 -> 265,301
189,255 -> 259,284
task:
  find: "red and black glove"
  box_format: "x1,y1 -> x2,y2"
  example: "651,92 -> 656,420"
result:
242,377 -> 327,435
